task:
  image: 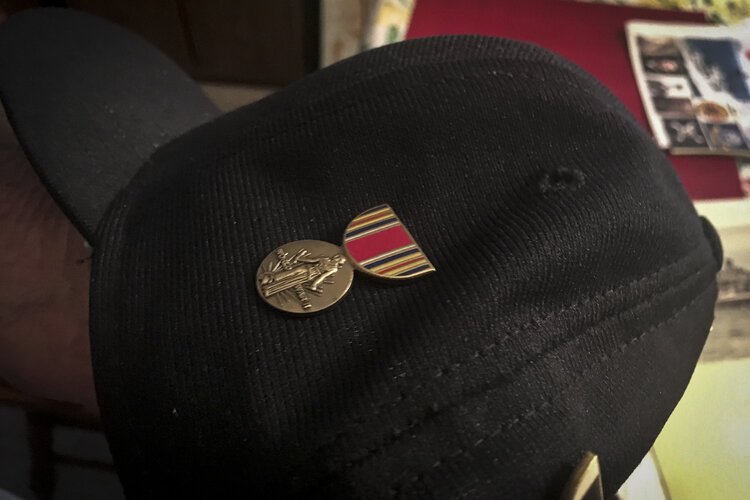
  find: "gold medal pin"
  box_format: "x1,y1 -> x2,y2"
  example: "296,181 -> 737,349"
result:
256,204 -> 435,314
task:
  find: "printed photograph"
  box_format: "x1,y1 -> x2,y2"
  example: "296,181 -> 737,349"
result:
647,75 -> 692,99
694,100 -> 731,123
642,56 -> 687,75
628,21 -> 750,154
684,38 -> 750,101
740,162 -> 750,197
703,122 -> 750,151
637,35 -> 681,57
663,118 -> 707,147
652,97 -> 694,115
732,101 -> 750,145
695,200 -> 750,362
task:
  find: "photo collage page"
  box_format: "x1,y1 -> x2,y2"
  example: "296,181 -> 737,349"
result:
628,22 -> 750,156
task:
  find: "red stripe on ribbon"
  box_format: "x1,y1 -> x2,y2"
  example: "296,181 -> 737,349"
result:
345,225 -> 413,263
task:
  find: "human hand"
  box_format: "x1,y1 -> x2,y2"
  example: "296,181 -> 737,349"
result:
0,110 -> 96,411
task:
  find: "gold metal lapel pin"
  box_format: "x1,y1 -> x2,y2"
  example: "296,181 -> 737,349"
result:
560,452 -> 604,500
256,204 -> 435,314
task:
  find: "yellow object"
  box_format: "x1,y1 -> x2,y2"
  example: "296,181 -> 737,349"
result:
365,0 -> 416,49
560,452 -> 604,500
653,358 -> 750,500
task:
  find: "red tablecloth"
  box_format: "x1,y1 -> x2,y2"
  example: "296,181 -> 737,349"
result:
407,0 -> 743,200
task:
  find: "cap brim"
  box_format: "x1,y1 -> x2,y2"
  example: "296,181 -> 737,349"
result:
0,8 -> 219,242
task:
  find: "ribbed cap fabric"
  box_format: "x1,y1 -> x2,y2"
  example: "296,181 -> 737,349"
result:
85,34 -> 722,498
0,9 -> 219,242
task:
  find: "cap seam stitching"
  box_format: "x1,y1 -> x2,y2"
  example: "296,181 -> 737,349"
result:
391,278 -> 715,495
310,242 -> 710,455
326,258 -> 714,472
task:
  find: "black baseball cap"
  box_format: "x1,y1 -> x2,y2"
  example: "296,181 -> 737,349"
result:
0,8 -> 722,499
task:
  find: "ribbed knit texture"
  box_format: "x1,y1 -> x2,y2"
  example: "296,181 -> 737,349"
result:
89,35 -> 721,498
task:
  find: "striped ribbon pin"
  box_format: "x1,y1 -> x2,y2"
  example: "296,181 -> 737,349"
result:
343,204 -> 435,280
